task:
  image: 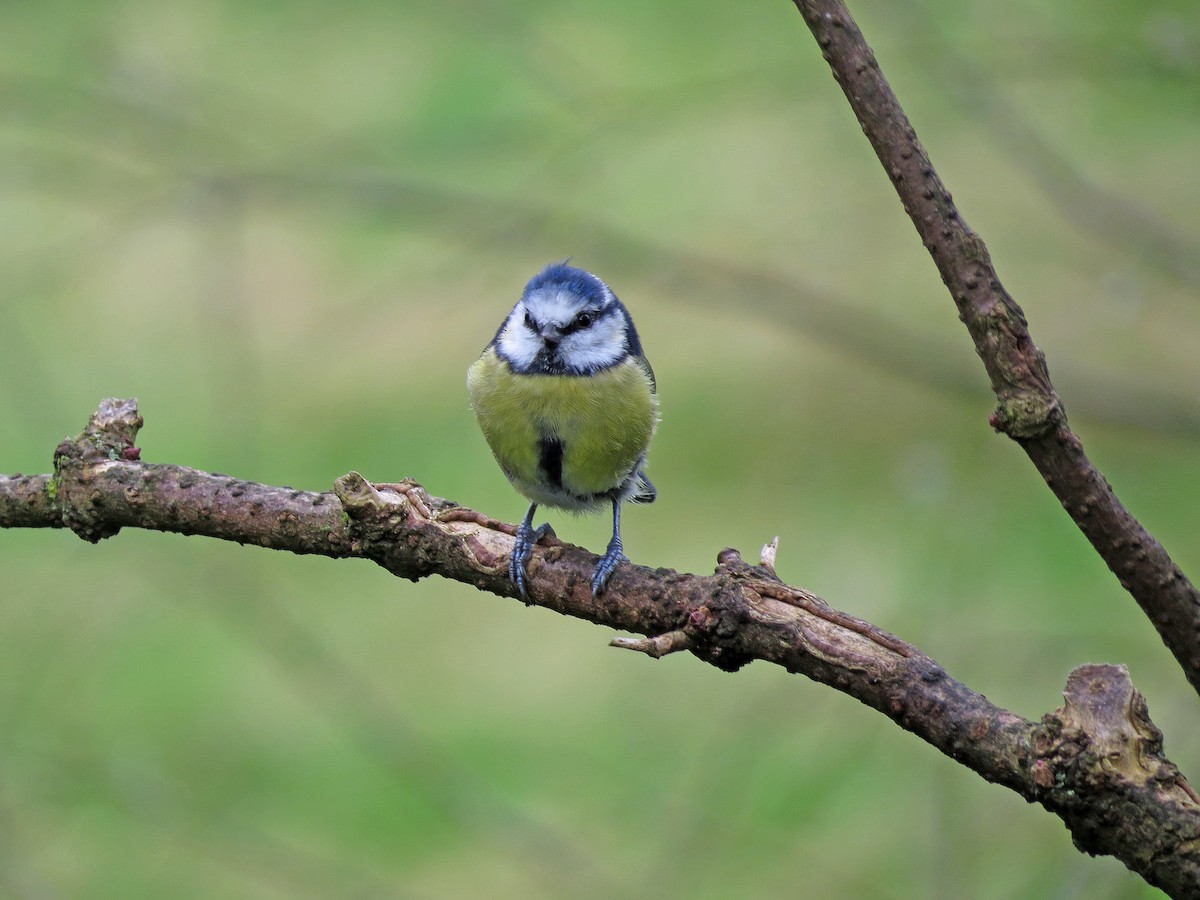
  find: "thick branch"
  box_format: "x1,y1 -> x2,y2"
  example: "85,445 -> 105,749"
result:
3,399 -> 1199,893
790,0 -> 1200,698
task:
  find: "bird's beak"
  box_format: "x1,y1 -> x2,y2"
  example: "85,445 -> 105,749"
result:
540,326 -> 563,348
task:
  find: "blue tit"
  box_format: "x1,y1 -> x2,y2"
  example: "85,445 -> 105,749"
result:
467,262 -> 659,599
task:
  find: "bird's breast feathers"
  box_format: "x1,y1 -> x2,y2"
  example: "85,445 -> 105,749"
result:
468,347 -> 658,509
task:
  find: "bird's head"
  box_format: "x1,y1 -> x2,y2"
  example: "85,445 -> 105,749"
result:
496,263 -> 636,375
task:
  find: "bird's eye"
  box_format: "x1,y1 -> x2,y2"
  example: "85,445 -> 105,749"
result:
574,312 -> 593,329
523,311 -> 535,331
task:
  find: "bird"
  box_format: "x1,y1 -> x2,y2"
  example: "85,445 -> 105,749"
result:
467,262 -> 658,599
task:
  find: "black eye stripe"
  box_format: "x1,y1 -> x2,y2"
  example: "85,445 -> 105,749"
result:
562,310 -> 597,335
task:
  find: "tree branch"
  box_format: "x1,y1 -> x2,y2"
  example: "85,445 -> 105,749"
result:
789,0 -> 1200,697
3,398 -> 1200,894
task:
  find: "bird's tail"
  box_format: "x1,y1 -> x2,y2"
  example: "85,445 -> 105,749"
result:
630,469 -> 656,504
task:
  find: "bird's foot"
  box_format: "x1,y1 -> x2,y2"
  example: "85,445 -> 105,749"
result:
591,538 -> 627,597
510,520 -> 555,602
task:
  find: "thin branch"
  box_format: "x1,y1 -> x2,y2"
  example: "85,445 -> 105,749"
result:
610,630 -> 692,659
3,398 -> 1199,894
790,0 -> 1200,699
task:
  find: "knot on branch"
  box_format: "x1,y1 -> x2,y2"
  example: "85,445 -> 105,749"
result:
989,390 -> 1063,441
336,474 -> 475,525
717,545 -> 784,584
54,397 -> 144,542
334,474 -> 435,580
1031,664 -> 1200,859
1035,665 -> 1167,784
334,473 -> 516,585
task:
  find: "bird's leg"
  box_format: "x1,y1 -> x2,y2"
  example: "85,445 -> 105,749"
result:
592,498 -> 628,596
510,503 -> 554,602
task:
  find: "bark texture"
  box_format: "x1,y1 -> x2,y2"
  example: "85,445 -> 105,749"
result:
789,0 -> 1200,698
3,398 -> 1199,895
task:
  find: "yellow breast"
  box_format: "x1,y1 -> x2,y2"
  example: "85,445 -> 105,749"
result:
467,348 -> 658,509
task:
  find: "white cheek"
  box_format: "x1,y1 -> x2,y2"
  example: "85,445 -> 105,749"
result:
563,316 -> 625,370
497,316 -> 541,369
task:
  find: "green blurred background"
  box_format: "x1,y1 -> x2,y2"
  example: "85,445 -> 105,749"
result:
2,1 -> 1199,897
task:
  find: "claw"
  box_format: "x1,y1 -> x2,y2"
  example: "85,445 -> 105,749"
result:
591,540 -> 627,596
510,504 -> 552,602
591,498 -> 627,596
511,497 -> 632,599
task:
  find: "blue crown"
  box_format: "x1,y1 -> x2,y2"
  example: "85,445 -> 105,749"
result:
523,262 -> 609,306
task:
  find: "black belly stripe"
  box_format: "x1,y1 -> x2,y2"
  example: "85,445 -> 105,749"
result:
538,436 -> 565,491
